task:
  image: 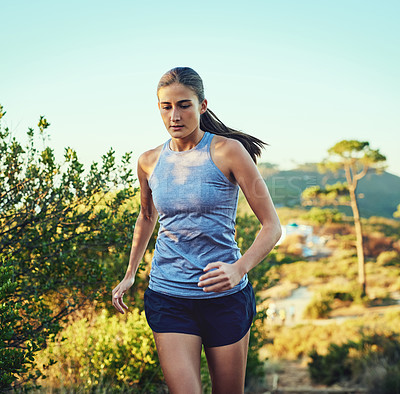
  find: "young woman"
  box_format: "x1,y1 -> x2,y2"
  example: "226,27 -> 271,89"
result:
112,67 -> 281,394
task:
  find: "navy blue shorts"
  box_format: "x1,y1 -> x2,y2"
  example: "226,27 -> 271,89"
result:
144,282 -> 256,347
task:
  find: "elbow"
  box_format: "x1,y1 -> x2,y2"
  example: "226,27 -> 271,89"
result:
274,224 -> 283,245
139,208 -> 158,224
262,219 -> 282,246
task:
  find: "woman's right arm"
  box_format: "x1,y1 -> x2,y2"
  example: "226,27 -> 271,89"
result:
112,151 -> 159,314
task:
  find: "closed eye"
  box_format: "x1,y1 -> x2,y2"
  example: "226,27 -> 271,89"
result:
161,105 -> 190,110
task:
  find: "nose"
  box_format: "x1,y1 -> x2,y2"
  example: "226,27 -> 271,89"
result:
170,106 -> 181,122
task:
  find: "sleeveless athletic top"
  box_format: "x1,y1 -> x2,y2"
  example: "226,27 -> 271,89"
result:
148,131 -> 248,299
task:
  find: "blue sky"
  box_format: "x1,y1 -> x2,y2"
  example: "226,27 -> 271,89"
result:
1,0 -> 399,176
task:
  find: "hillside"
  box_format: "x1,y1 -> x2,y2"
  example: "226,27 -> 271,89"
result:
258,163 -> 400,218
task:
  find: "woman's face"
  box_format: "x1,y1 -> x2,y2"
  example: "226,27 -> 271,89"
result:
157,83 -> 207,139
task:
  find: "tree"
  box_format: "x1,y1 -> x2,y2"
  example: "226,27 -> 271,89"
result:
301,140 -> 386,295
0,105 -> 140,390
301,207 -> 343,225
394,204 -> 400,219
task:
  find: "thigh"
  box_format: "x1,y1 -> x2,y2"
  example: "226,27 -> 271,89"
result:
204,329 -> 250,394
153,332 -> 203,394
198,282 -> 256,348
144,288 -> 201,336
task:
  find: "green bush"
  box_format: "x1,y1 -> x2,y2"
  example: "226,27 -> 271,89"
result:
377,250 -> 400,266
302,283 -> 368,320
308,332 -> 400,393
303,292 -> 333,319
327,283 -> 366,305
0,107 -> 140,389
309,343 -> 352,385
301,207 -> 343,225
37,308 -> 164,392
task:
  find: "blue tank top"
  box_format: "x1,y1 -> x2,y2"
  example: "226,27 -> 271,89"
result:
148,131 -> 248,298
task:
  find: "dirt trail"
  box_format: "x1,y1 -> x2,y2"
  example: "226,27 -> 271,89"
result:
264,361 -> 365,393
274,361 -> 312,387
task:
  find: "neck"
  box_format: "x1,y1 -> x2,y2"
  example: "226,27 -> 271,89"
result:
169,129 -> 205,152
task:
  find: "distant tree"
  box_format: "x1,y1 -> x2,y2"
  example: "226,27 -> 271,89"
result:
0,105 -> 139,390
301,140 -> 386,295
394,204 -> 400,219
301,207 -> 343,225
295,162 -> 320,172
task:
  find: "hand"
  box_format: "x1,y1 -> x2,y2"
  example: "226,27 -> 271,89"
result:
198,261 -> 243,293
112,276 -> 135,314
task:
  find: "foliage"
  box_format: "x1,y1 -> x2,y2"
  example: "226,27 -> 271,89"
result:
362,216 -> 400,240
308,331 -> 400,393
302,182 -> 351,206
264,310 -> 400,361
324,140 -> 386,173
268,251 -> 357,285
0,107 -> 140,389
300,207 -> 343,225
275,207 -> 310,225
303,284 -> 367,319
394,204 -> 400,219
308,343 -> 352,385
36,308 -> 164,392
302,292 -> 333,319
377,250 -> 400,267
1,255 -> 50,391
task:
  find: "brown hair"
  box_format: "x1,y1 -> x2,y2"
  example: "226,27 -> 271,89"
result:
157,67 -> 267,163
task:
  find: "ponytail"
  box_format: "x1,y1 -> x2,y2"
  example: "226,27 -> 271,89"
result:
158,67 -> 267,163
200,108 -> 266,164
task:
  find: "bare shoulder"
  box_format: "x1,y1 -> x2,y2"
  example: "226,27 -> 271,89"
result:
211,134 -> 247,159
211,134 -> 243,151
138,144 -> 163,178
210,135 -> 251,184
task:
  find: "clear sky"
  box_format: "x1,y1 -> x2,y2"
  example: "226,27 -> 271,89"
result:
1,0 -> 399,176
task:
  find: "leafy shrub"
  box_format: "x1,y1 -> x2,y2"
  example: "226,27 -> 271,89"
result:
377,250 -> 400,266
0,107 -> 140,389
308,332 -> 400,393
301,207 -> 343,225
309,343 -> 352,385
327,283 -> 366,305
303,292 -> 333,319
36,308 -> 163,392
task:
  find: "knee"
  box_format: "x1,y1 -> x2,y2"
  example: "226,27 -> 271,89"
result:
163,370 -> 202,394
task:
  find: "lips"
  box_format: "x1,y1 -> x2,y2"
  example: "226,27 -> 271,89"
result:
170,125 -> 184,130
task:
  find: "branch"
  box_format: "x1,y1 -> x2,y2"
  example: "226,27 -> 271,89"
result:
353,164 -> 369,182
344,163 -> 353,187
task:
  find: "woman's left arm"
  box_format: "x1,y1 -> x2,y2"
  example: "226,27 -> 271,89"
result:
198,139 -> 282,293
